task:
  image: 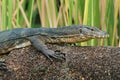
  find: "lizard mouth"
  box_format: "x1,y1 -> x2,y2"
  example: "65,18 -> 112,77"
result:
95,33 -> 109,38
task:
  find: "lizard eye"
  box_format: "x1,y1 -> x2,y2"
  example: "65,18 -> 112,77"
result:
79,29 -> 82,33
91,28 -> 94,31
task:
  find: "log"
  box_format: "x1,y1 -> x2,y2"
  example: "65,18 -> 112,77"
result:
0,44 -> 120,80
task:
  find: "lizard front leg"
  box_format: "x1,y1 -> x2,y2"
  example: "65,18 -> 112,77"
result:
27,36 -> 65,61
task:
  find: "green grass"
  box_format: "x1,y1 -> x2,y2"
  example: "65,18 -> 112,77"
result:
0,0 -> 120,46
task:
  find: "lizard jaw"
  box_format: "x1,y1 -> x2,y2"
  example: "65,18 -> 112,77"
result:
95,33 -> 109,38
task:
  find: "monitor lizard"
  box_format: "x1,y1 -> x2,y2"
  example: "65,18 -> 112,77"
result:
0,25 -> 109,70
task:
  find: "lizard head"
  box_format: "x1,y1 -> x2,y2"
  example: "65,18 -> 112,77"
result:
41,25 -> 109,43
79,26 -> 109,39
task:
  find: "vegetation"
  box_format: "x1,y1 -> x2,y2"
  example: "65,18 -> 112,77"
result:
0,0 -> 120,46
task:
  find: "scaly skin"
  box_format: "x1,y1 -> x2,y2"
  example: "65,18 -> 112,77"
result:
0,25 -> 109,71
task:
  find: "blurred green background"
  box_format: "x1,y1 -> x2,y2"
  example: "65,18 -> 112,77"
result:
0,0 -> 120,46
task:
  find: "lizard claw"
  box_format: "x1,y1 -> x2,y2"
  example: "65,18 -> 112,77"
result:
46,50 -> 65,61
0,61 -> 8,71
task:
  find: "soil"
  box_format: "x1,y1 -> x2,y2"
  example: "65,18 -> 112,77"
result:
0,44 -> 120,80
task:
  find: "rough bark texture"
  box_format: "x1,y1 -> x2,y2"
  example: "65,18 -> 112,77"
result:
0,44 -> 120,80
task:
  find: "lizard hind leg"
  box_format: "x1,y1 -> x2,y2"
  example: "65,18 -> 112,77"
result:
0,60 -> 8,71
27,36 -> 65,61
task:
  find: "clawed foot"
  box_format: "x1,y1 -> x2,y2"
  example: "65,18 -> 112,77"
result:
43,50 -> 65,61
0,61 -> 8,71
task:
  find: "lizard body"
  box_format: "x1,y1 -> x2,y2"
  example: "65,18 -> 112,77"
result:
0,25 -> 109,60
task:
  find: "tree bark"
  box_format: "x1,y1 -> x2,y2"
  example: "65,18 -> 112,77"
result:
0,45 -> 120,80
